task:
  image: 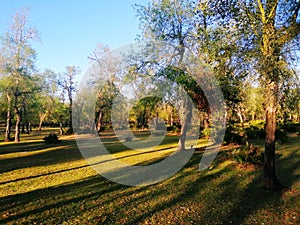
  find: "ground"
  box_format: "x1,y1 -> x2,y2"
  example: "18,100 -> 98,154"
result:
0,129 -> 299,225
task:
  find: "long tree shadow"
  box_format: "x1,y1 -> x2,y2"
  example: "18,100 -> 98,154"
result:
122,138 -> 300,225
0,136 -> 298,224
0,146 -> 175,185
0,175 -> 123,224
0,139 -> 82,173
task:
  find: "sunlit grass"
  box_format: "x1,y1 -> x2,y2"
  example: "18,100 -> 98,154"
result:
0,128 -> 299,224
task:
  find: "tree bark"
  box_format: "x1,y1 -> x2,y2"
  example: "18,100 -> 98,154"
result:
68,93 -> 73,134
5,108 -> 12,142
59,121 -> 64,135
264,81 -> 283,190
14,109 -> 21,142
178,98 -> 192,150
5,93 -> 12,142
95,110 -> 103,132
38,113 -> 47,131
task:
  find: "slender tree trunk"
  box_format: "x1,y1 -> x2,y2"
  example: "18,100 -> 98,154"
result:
170,112 -> 174,126
96,110 -> 103,132
5,93 -> 12,142
38,113 -> 47,131
59,121 -> 64,135
5,108 -> 12,142
68,92 -> 73,134
14,109 -> 21,142
264,81 -> 282,190
237,110 -> 244,129
203,112 -> 209,129
178,98 -> 192,150
38,120 -> 43,131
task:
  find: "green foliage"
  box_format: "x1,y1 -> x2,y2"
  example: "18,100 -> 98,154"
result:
43,133 -> 61,144
223,124 -> 244,145
275,129 -> 289,144
227,144 -> 264,165
200,127 -> 211,138
245,121 -> 265,139
278,122 -> 300,133
245,120 -> 290,143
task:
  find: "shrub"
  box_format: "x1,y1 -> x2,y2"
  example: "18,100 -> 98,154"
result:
43,133 -> 61,144
223,124 -> 245,145
200,127 -> 211,139
228,144 -> 263,165
275,129 -> 289,144
167,125 -> 181,133
278,122 -> 300,133
245,127 -> 265,139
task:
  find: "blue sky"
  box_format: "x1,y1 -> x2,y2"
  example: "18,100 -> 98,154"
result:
0,0 -> 149,78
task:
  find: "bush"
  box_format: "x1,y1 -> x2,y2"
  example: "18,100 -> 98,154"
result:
245,127 -> 265,139
278,122 -> 300,133
223,124 -> 245,145
167,125 -> 181,133
200,127 -> 211,139
275,129 -> 289,144
245,121 -> 265,139
228,144 -> 263,165
43,133 -> 61,144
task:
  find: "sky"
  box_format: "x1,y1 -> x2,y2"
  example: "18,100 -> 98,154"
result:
0,0 -> 149,80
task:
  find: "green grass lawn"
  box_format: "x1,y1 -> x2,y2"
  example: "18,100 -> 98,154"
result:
0,129 -> 299,224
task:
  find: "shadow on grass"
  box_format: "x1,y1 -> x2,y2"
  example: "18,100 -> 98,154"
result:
0,136 -> 298,224
0,146 -> 175,186
0,175 -> 123,224
0,139 -> 81,173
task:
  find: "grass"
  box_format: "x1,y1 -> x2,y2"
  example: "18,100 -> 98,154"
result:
0,128 -> 299,224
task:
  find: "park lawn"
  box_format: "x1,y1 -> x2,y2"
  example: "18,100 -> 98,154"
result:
0,129 -> 299,225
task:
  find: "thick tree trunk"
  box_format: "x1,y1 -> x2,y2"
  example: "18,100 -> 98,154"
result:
263,81 -> 282,190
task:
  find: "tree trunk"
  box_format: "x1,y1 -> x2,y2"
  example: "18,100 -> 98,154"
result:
5,108 -> 12,142
263,81 -> 282,190
96,110 -> 103,132
236,107 -> 244,129
178,98 -> 192,150
38,113 -> 47,131
203,112 -> 209,129
68,92 -> 73,134
170,112 -> 174,126
14,109 -> 21,142
59,122 -> 64,135
5,93 -> 12,142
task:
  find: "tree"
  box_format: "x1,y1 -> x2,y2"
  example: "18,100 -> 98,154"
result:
88,44 -> 120,132
0,8 -> 39,142
58,66 -> 79,134
136,0 -> 205,150
222,0 -> 300,190
34,69 -> 59,131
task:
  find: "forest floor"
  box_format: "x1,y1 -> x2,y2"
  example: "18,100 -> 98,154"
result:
0,128 -> 299,225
